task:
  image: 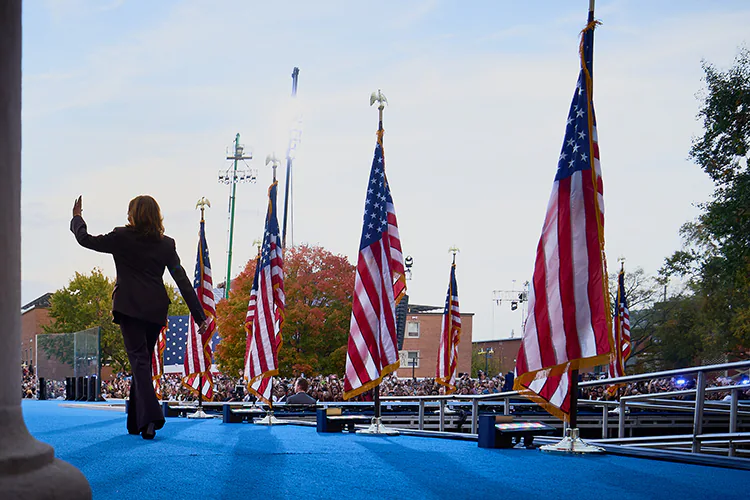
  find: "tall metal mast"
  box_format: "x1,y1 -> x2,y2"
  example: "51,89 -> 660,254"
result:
218,133 -> 256,298
282,67 -> 300,249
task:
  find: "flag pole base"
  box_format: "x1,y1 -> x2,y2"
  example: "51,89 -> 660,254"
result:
356,417 -> 399,436
256,410 -> 287,426
187,409 -> 212,419
540,428 -> 604,454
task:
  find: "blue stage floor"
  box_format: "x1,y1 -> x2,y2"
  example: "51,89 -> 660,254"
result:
22,401 -> 748,500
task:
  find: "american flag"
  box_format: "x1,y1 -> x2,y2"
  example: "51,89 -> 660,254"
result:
160,316 -> 220,372
343,122 -> 406,400
183,216 -> 217,401
436,258 -> 461,394
151,325 -> 166,398
514,19 -> 612,422
244,181 -> 285,406
608,266 -> 631,378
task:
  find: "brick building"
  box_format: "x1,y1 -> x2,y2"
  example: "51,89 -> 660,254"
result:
20,293 -> 53,368
472,337 -> 522,377
395,304 -> 473,379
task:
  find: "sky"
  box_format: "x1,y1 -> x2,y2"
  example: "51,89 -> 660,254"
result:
20,0 -> 750,342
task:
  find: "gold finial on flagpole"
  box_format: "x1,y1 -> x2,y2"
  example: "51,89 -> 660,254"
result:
196,197 -> 211,220
252,238 -> 262,257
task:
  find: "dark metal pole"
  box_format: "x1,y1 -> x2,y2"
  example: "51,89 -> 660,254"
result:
569,369 -> 579,429
282,67 -> 299,249
373,385 -> 380,419
198,373 -> 203,410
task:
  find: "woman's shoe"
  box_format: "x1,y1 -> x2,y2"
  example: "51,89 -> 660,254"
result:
141,422 -> 156,440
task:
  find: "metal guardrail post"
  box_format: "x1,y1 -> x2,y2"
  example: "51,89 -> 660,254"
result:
439,399 -> 445,432
692,371 -> 706,453
504,398 -> 510,416
471,399 -> 478,434
602,405 -> 608,439
618,399 -> 626,438
729,388 -> 738,457
418,400 -> 425,431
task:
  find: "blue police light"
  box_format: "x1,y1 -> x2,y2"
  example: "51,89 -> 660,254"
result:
675,377 -> 687,387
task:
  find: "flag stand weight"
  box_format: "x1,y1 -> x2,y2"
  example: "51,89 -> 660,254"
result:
356,385 -> 398,436
256,377 -> 287,426
187,373 -> 212,419
540,370 -> 604,453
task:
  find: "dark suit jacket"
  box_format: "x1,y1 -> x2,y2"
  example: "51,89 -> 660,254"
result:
70,215 -> 207,327
284,391 -> 317,405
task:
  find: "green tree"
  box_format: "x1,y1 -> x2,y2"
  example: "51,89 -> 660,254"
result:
44,268 -> 197,373
43,268 -> 125,371
214,245 -> 355,378
165,283 -> 190,316
663,46 -> 750,358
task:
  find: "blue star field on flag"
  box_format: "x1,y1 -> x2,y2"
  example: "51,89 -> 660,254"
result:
163,316 -> 220,368
555,27 -> 596,182
359,136 -> 392,250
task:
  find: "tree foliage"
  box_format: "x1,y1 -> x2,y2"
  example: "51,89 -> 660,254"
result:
44,268 -> 124,370
44,268 -> 195,373
214,245 -> 355,378
660,46 -> 750,360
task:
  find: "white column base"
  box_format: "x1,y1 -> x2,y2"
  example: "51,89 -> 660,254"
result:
0,406 -> 91,498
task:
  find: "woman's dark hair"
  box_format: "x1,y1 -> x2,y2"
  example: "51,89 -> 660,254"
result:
126,195 -> 164,238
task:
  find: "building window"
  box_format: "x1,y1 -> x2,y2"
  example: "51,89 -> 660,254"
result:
404,351 -> 420,368
406,321 -> 420,338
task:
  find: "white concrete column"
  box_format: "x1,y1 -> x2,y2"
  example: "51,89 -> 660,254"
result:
0,2 -> 91,497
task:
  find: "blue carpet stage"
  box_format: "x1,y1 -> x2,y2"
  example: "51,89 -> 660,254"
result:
23,401 -> 748,500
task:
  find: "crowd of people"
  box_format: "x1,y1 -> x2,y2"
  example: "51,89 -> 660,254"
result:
22,364 -> 749,403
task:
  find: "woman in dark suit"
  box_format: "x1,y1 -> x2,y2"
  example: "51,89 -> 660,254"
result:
70,195 -> 208,440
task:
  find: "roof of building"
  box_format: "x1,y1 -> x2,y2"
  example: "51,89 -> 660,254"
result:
407,303 -> 474,316
473,337 -> 522,344
21,292 -> 53,313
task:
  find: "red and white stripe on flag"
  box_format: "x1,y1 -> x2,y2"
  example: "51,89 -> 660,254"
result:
436,261 -> 461,394
344,126 -> 406,400
513,20 -> 612,422
151,325 -> 166,399
183,218 -> 216,401
244,181 -> 285,406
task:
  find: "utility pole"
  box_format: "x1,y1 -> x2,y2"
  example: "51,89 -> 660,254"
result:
218,133 -> 256,298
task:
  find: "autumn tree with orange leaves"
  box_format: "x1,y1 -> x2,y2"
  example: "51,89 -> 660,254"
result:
214,245 -> 355,378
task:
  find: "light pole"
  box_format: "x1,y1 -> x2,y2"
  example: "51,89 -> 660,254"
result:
478,347 -> 494,375
410,356 -> 421,382
218,133 -> 256,298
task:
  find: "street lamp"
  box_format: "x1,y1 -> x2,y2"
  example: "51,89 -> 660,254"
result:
478,347 -> 494,375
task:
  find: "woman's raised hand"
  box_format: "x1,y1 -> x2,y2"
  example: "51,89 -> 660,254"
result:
72,195 -> 82,217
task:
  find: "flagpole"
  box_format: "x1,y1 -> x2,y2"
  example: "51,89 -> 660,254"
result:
567,0 -> 595,437
188,197 -> 213,419
356,89 -> 398,436
538,0 -> 605,453
255,157 -> 286,426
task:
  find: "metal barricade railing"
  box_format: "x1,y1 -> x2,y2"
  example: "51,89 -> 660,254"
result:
376,360 -> 749,456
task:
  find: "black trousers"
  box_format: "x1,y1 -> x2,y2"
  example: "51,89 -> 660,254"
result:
120,314 -> 165,433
